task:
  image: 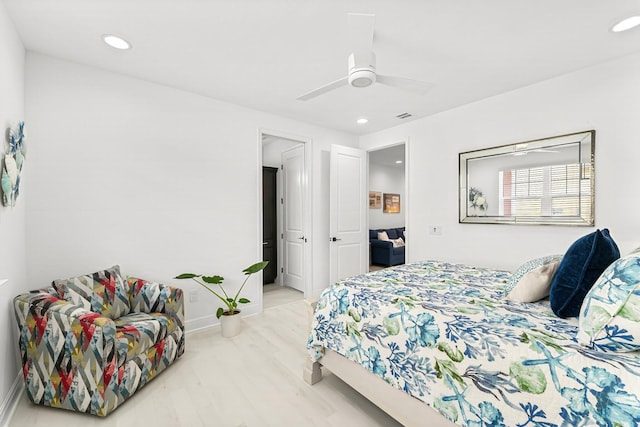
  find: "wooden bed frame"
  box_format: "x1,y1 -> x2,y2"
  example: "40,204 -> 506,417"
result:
303,299 -> 456,427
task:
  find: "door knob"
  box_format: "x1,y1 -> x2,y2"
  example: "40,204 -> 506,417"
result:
331,237 -> 342,242
298,236 -> 305,240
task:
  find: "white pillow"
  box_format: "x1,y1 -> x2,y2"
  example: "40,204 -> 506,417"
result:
391,238 -> 405,248
506,261 -> 561,303
377,231 -> 389,241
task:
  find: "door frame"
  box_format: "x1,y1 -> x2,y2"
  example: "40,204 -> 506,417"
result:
257,128 -> 313,309
366,138 -> 410,264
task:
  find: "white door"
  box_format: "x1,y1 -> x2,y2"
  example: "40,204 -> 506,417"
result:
282,145 -> 306,291
330,144 -> 367,283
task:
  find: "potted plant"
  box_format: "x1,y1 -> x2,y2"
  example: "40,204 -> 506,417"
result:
175,261 -> 268,337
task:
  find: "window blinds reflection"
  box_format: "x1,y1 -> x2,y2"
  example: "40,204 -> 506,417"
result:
499,163 -> 592,218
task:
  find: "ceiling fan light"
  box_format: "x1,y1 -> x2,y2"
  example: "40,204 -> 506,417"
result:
349,69 -> 376,88
611,16 -> 640,32
357,118 -> 368,124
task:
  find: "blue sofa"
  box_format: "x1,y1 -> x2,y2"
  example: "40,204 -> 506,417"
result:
369,227 -> 405,266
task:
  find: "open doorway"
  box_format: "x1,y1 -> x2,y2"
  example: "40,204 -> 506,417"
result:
260,132 -> 309,308
367,144 -> 407,272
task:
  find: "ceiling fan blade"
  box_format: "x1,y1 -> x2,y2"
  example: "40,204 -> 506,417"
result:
296,76 -> 349,101
348,13 -> 375,67
376,75 -> 434,96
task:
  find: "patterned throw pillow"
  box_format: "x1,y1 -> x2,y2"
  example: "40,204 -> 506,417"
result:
53,265 -> 131,319
577,254 -> 640,352
504,255 -> 563,297
391,238 -> 405,248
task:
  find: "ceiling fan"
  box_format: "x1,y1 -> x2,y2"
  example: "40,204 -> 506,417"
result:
297,13 -> 434,101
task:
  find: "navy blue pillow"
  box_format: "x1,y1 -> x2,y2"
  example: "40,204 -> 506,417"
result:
386,229 -> 398,239
549,229 -> 620,318
369,229 -> 379,240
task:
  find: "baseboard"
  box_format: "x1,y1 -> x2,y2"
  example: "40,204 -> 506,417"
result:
185,303 -> 261,333
0,373 -> 23,427
185,313 -> 219,333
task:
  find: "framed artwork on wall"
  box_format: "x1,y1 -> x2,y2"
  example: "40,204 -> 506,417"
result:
383,193 -> 400,213
369,191 -> 382,209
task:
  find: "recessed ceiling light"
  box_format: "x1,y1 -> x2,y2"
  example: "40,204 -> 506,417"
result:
611,16 -> 640,33
102,34 -> 132,50
356,118 -> 368,124
395,160 -> 403,164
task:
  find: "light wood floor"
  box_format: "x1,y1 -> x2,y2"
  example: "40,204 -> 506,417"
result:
9,287 -> 401,427
263,283 -> 303,309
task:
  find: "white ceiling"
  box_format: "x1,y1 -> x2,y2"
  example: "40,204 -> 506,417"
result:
4,0 -> 640,135
369,144 -> 405,169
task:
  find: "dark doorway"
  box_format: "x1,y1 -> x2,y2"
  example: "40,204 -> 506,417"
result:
262,166 -> 278,284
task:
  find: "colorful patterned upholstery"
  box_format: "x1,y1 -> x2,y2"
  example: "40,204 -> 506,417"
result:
52,265 -> 131,319
13,268 -> 184,417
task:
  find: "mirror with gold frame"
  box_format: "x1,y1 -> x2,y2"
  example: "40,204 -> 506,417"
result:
459,130 -> 595,226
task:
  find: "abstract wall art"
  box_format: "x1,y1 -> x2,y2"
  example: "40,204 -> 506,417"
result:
1,121 -> 26,207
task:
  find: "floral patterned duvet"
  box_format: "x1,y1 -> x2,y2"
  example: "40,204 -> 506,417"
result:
307,261 -> 640,427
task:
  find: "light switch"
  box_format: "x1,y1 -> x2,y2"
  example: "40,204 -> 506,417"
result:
429,225 -> 442,235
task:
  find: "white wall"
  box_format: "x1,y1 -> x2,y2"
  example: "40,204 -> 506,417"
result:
361,51 -> 640,271
368,163 -> 405,229
0,1 -> 25,418
24,53 -> 358,331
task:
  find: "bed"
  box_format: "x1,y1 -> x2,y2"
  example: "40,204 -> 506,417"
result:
305,260 -> 640,427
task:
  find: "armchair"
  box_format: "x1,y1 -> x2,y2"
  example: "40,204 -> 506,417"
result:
13,265 -> 184,416
369,228 -> 406,266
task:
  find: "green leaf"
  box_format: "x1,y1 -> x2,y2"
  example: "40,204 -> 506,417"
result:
434,398 -> 459,423
232,301 -> 238,307
202,275 -> 224,284
243,261 -> 269,275
434,359 -> 464,385
509,362 -> 547,394
583,305 -> 613,332
345,321 -> 360,337
175,273 -> 199,279
216,307 -> 224,319
348,308 -> 362,322
383,316 -> 400,335
238,298 -> 250,304
226,298 -> 234,303
457,306 -> 481,314
437,342 -> 464,362
618,294 -> 640,322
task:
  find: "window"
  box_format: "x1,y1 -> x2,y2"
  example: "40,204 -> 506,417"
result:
499,163 -> 592,219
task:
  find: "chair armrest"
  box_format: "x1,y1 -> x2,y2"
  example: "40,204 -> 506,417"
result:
14,290 -> 116,341
127,278 -> 184,325
370,239 -> 393,249
13,291 -> 118,392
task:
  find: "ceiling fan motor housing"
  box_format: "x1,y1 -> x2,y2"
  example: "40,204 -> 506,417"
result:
348,52 -> 376,88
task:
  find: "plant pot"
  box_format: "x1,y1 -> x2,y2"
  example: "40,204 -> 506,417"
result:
220,311 -> 242,337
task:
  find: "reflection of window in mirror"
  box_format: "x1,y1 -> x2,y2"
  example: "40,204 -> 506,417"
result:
499,163 -> 592,218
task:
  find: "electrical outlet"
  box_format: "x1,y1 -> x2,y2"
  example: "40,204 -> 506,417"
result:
189,290 -> 199,303
429,225 -> 443,235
